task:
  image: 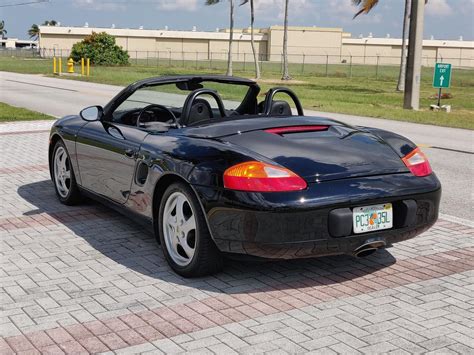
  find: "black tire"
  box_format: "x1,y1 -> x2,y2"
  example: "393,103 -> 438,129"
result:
158,182 -> 223,277
51,140 -> 82,205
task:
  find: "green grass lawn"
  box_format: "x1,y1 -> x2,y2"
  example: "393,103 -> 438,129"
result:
0,102 -> 53,122
1,56 -> 473,129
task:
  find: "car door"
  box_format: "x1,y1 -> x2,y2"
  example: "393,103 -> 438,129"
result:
75,120 -> 148,204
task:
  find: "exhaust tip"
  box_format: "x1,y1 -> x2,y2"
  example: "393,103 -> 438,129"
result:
355,247 -> 377,258
353,240 -> 386,258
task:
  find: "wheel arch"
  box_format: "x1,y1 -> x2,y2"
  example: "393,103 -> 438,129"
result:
48,133 -> 63,179
151,172 -> 214,243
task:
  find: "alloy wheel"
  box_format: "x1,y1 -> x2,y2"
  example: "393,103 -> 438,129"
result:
162,191 -> 197,266
54,146 -> 71,198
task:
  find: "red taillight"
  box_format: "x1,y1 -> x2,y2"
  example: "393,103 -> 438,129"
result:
265,125 -> 329,135
402,147 -> 432,177
223,161 -> 307,192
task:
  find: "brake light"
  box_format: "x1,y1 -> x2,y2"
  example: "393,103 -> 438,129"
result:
402,147 -> 432,177
265,125 -> 329,135
223,161 -> 307,192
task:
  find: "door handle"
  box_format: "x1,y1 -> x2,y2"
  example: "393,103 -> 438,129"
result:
124,148 -> 137,158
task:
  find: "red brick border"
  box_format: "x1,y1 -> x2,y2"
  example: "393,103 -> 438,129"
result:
0,208 -> 116,232
0,164 -> 49,175
0,129 -> 50,136
2,247 -> 473,354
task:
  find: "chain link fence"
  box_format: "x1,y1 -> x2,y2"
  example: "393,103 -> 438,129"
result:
1,47 -> 473,82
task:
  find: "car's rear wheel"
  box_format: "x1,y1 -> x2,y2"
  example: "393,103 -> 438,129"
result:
52,140 -> 81,205
158,182 -> 223,277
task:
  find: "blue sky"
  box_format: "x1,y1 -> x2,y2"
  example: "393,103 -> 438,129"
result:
1,0 -> 473,40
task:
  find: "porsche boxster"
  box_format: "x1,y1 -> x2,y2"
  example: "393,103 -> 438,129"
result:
49,75 -> 441,277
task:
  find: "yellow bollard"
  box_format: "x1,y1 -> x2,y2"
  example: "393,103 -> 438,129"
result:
58,58 -> 62,75
53,57 -> 57,74
67,58 -> 74,73
86,58 -> 90,76
81,58 -> 85,76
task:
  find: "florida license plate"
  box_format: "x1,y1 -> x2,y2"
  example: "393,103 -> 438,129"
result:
353,203 -> 393,234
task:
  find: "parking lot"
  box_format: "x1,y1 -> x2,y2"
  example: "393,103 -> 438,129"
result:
0,120 -> 472,354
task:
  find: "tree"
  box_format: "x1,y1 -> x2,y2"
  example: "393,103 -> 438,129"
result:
28,24 -> 39,40
353,0 -> 427,92
353,0 -> 407,92
241,0 -> 260,79
28,20 -> 58,40
281,0 -> 291,80
397,0 -> 411,91
352,0 -> 379,17
0,21 -> 7,39
206,0 -> 234,76
42,20 -> 58,26
70,32 -> 129,65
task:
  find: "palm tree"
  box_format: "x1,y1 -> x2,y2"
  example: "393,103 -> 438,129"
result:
353,0 -> 427,92
397,0 -> 411,91
0,21 -> 7,39
28,20 -> 58,41
43,20 -> 58,26
353,0 -> 406,91
241,0 -> 260,79
281,0 -> 291,80
28,24 -> 40,40
206,0 -> 234,76
352,0 -> 379,17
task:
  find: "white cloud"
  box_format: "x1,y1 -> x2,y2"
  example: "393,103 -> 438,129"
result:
426,0 -> 453,16
157,0 -> 198,11
253,0 -> 314,20
325,0 -> 355,18
320,0 -> 382,25
73,0 -> 126,11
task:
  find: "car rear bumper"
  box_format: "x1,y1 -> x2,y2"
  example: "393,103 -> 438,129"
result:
193,173 -> 441,259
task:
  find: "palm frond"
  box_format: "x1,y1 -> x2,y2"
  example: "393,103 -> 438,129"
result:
352,0 -> 379,18
28,24 -> 39,39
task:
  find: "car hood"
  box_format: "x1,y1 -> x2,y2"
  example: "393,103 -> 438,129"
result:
194,117 -> 409,183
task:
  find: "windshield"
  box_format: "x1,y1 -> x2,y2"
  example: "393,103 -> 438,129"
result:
111,80 -> 252,127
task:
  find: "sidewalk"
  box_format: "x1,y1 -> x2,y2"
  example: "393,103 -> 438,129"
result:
1,121 -> 473,354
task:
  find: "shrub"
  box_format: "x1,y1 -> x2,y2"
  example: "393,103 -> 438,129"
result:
70,32 -> 129,65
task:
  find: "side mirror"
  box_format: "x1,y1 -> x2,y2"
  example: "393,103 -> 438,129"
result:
80,105 -> 103,121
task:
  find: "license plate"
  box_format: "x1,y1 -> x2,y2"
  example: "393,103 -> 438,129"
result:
353,203 -> 393,234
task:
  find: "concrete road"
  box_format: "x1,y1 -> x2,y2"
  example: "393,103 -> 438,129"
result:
1,71 -> 472,220
0,71 -> 122,117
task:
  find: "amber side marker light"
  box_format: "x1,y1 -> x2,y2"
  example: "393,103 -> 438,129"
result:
402,147 -> 432,177
223,161 -> 307,192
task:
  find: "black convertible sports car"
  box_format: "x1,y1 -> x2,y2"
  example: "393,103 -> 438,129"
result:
49,75 -> 441,277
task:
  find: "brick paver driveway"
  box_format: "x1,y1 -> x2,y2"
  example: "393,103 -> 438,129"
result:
1,121 -> 473,354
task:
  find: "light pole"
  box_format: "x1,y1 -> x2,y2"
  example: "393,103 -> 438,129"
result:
403,0 -> 425,110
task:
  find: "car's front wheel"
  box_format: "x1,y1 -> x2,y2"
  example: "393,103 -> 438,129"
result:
158,182 -> 223,277
52,140 -> 81,205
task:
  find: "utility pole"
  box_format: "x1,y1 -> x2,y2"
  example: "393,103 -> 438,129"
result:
403,0 -> 425,110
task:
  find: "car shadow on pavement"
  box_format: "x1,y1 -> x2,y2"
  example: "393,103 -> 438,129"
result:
18,180 -> 396,294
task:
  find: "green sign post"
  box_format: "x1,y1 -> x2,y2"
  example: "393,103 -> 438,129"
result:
433,63 -> 452,107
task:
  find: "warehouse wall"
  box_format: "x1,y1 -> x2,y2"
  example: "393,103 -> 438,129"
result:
38,26 -> 473,68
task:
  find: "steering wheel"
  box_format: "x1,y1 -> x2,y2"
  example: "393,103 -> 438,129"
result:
136,104 -> 177,127
180,89 -> 227,126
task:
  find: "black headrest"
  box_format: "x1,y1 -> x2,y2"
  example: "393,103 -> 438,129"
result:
270,100 -> 292,116
186,98 -> 213,125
